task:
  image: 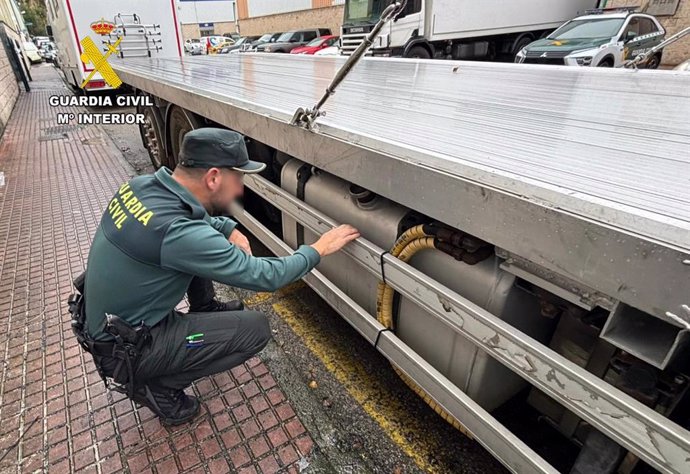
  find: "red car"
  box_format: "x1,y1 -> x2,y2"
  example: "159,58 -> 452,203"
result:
290,35 -> 339,55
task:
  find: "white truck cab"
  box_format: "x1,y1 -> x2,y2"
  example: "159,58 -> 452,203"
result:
341,0 -> 598,60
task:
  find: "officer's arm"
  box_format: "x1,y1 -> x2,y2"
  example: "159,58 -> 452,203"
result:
160,218 -> 320,292
205,215 -> 237,238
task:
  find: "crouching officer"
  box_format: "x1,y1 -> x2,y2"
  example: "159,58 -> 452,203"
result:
72,128 -> 360,425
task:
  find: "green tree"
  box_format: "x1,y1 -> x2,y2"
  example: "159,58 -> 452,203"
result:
20,1 -> 47,37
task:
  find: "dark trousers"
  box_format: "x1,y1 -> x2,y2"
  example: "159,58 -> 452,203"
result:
99,277 -> 271,391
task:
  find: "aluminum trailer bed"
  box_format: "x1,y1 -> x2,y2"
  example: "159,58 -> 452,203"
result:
113,54 -> 690,473
114,54 -> 689,325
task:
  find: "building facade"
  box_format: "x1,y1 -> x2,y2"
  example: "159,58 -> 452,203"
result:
606,0 -> 689,65
176,0 -> 237,39
236,0 -> 344,37
0,0 -> 27,135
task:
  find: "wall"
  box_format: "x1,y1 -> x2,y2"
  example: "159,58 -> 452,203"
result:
177,0 -> 237,39
177,0 -> 236,24
0,0 -> 24,33
181,21 -> 237,39
0,23 -> 20,137
247,0 -> 311,18
237,5 -> 344,36
607,0 -> 689,65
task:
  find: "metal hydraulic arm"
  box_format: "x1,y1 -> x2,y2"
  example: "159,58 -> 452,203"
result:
291,1 -> 407,129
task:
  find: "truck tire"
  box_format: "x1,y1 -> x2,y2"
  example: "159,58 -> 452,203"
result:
138,104 -> 165,170
405,45 -> 431,59
167,106 -> 204,168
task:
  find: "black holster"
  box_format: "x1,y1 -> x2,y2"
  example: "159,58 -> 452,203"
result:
104,313 -> 151,395
67,271 -> 151,397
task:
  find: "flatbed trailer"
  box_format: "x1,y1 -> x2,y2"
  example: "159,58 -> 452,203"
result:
112,54 -> 690,473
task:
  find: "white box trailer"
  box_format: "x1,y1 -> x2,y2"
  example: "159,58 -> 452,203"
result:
46,0 -> 183,92
112,50 -> 690,473
341,0 -> 600,59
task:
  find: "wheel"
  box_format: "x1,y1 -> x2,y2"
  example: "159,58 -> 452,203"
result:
512,36 -> 533,61
597,58 -> 614,67
645,54 -> 661,69
405,45 -> 431,59
167,106 -> 205,168
138,103 -> 165,169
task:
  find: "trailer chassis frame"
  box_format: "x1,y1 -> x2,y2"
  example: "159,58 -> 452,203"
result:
233,173 -> 690,474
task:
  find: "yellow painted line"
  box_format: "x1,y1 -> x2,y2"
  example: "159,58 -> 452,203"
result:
246,284 -> 455,473
243,291 -> 274,306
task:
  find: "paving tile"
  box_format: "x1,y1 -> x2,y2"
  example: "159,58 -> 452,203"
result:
266,427 -> 289,449
249,435 -> 271,458
208,456 -> 232,474
212,411 -> 234,432
278,444 -> 300,466
229,445 -> 252,469
221,428 -> 243,450
200,437 -> 222,459
178,447 -> 201,471
258,454 -> 280,474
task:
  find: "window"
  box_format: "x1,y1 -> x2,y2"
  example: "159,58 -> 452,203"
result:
319,28 -> 331,36
639,18 -> 658,36
326,37 -> 339,47
302,31 -> 317,42
621,17 -> 640,41
549,19 -> 625,40
306,37 -> 325,47
404,0 -> 422,15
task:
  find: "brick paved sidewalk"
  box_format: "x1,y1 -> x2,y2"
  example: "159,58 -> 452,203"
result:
0,66 -> 315,474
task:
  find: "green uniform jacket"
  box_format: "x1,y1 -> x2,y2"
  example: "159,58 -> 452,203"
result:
84,167 -> 320,341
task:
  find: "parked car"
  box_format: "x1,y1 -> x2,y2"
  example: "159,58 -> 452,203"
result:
675,58 -> 690,71
223,32 -> 240,42
202,36 -> 234,54
291,35 -> 339,55
257,28 -> 331,53
248,32 -> 283,52
219,36 -> 261,54
33,36 -> 50,49
515,8 -> 665,68
314,45 -> 341,56
23,41 -> 43,64
184,38 -> 205,55
39,42 -> 58,62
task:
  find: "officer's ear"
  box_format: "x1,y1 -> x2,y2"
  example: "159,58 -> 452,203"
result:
204,167 -> 223,191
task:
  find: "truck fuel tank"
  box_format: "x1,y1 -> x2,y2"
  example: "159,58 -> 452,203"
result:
281,159 -> 556,411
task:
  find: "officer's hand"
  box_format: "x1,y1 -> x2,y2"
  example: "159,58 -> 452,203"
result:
229,229 -> 252,255
311,225 -> 360,257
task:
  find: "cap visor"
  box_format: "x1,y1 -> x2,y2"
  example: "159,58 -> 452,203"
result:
232,160 -> 266,174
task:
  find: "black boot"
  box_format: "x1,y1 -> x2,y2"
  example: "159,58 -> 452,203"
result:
187,277 -> 244,312
119,385 -> 201,425
190,299 -> 244,312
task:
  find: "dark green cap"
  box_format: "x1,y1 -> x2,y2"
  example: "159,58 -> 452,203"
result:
178,128 -> 266,173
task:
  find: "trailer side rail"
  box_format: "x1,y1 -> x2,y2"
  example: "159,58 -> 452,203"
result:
238,173 -> 690,474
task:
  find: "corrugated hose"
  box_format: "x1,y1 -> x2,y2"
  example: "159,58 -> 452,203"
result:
376,225 -> 473,437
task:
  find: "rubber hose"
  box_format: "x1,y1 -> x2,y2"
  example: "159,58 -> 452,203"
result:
377,235 -> 473,437
390,224 -> 429,257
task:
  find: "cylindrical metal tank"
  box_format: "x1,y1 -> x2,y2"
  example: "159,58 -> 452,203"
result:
281,159 -> 555,411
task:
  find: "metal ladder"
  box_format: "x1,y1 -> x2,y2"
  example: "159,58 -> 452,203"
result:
102,13 -> 162,59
